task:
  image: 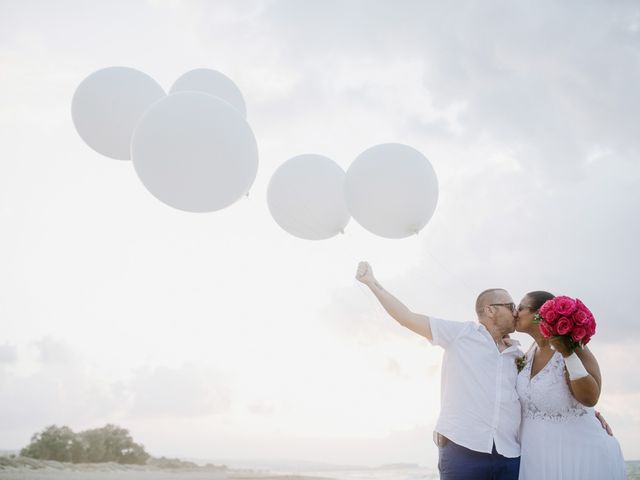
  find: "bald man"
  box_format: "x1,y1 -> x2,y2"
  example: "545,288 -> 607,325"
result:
356,261 -> 521,480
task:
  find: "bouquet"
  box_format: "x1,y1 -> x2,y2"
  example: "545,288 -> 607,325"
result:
533,296 -> 596,351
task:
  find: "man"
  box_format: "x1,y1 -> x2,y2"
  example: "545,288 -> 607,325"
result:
355,261 -> 521,480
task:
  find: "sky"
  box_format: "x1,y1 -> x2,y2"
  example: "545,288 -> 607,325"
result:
1,0 -> 639,468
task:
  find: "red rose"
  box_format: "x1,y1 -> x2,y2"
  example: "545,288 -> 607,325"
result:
539,298 -> 553,315
575,298 -> 591,312
573,310 -> 589,325
556,316 -> 574,335
539,300 -> 555,317
540,300 -> 559,323
554,296 -> 577,316
539,321 -> 554,338
587,318 -> 596,336
571,326 -> 587,342
545,310 -> 559,324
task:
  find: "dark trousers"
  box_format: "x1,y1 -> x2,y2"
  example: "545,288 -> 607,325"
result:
438,438 -> 520,480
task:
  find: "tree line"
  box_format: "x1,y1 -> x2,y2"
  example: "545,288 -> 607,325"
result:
20,424 -> 149,464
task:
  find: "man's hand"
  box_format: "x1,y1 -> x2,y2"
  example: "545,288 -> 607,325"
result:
356,261 -> 376,287
596,411 -> 614,436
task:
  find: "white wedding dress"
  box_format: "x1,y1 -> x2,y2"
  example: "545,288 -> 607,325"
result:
516,348 -> 625,479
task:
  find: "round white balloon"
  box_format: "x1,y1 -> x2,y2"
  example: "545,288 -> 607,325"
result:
71,67 -> 166,160
345,143 -> 438,239
169,68 -> 247,118
131,91 -> 258,213
267,154 -> 350,240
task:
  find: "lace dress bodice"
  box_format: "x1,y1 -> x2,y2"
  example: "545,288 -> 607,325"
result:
516,347 -> 626,479
516,348 -> 590,423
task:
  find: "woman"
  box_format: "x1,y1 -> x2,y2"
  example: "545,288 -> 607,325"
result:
514,291 -> 625,479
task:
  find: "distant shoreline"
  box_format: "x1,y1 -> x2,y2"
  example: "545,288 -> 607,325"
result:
0,456 -> 338,480
0,456 -> 222,471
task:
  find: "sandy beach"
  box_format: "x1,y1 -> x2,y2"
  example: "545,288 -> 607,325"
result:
0,473 -> 334,480
0,469 -> 335,480
1,457 -> 639,480
0,457 -> 340,480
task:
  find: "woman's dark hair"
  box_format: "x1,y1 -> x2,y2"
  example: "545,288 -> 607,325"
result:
525,291 -> 555,312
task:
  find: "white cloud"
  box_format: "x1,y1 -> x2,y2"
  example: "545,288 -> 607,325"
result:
0,344 -> 17,364
0,339 -> 232,451
128,364 -> 231,418
244,0 -> 640,177
0,338 -> 125,448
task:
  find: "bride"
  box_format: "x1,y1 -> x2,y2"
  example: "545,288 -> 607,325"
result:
514,291 -> 625,479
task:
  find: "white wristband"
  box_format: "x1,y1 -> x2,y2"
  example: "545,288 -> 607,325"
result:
564,352 -> 589,381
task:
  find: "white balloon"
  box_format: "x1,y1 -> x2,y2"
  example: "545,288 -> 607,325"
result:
267,154 -> 350,240
170,68 -> 247,118
131,92 -> 258,213
345,143 -> 438,239
71,67 -> 165,160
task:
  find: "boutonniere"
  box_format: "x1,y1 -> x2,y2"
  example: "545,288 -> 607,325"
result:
516,354 -> 527,372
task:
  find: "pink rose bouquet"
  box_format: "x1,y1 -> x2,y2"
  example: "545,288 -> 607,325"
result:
534,296 -> 597,350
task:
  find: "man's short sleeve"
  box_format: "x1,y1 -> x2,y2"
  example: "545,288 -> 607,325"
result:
429,317 -> 471,349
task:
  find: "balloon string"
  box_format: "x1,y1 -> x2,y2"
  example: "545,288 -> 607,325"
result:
270,188 -> 389,321
267,178 -> 447,327
289,202 -> 475,323
416,163 -> 493,297
276,158 -> 478,323
274,194 -> 396,327
421,240 -> 476,293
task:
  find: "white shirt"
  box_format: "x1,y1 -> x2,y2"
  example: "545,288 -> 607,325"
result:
429,317 -> 522,458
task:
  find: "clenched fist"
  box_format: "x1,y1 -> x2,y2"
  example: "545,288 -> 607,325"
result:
355,261 -> 376,286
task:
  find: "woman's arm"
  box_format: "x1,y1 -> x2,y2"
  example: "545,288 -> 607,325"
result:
568,347 -> 601,406
550,338 -> 601,407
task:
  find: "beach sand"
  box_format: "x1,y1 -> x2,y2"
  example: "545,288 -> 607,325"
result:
0,457 -> 337,480
0,469 -> 335,480
1,458 -> 638,479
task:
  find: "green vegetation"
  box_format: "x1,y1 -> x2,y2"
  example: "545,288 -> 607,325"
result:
20,424 -> 149,465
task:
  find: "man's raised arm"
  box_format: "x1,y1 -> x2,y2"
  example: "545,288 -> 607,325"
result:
355,261 -> 432,340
